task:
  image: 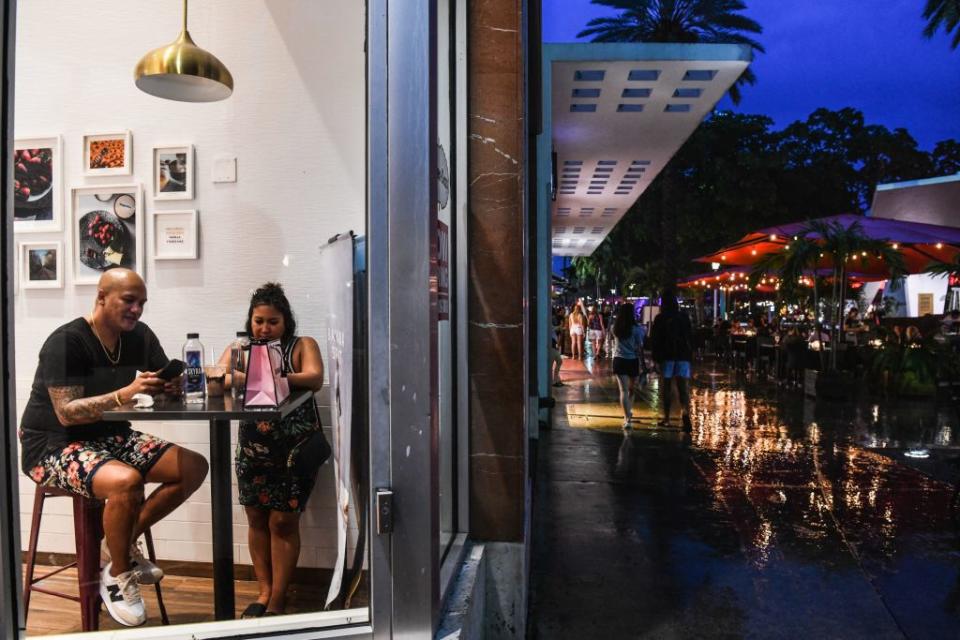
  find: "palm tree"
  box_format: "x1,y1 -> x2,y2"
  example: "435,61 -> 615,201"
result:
924,253 -> 960,279
751,235 -> 824,366
753,219 -> 907,370
577,0 -> 764,103
923,0 -> 960,49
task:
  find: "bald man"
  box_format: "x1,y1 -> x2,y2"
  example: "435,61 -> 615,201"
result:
19,268 -> 208,627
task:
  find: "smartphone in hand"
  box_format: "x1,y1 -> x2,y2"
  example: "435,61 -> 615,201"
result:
157,359 -> 185,381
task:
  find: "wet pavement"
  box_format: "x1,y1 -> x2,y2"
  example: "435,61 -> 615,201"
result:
529,357 -> 960,639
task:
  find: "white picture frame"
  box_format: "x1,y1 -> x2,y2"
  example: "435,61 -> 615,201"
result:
152,209 -> 199,260
153,144 -> 195,200
18,241 -> 64,289
82,131 -> 133,176
13,135 -> 63,233
70,184 -> 143,285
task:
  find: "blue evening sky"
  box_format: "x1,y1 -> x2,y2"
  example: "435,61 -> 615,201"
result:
543,0 -> 960,151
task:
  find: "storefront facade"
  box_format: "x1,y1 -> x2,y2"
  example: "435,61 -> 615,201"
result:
1,1 -> 535,638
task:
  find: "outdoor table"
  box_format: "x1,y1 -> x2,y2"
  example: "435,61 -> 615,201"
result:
102,389 -> 314,620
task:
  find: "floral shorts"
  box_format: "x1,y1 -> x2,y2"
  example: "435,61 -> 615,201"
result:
29,430 -> 173,499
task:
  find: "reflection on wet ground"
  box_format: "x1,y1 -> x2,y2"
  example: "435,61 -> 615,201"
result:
530,357 -> 960,639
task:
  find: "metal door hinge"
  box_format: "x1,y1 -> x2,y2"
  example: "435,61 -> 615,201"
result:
376,488 -> 394,535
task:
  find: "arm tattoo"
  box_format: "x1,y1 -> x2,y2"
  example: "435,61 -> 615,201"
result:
48,386 -> 117,426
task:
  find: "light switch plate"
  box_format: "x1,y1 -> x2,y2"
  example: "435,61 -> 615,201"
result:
212,155 -> 237,183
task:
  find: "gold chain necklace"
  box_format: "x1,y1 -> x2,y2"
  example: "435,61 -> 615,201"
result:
88,317 -> 122,365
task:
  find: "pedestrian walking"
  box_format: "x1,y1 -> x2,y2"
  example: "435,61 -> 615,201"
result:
611,303 -> 646,430
586,305 -> 605,358
568,303 -> 587,360
650,290 -> 694,432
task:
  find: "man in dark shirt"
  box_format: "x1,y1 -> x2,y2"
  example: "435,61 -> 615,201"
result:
19,268 -> 208,627
650,289 -> 694,432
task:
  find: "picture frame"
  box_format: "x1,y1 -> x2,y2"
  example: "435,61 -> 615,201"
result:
153,144 -> 195,200
70,184 -> 143,285
152,209 -> 199,260
82,131 -> 132,176
13,135 -> 63,233
18,241 -> 63,289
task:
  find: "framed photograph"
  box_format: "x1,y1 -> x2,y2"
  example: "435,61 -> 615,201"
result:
153,209 -> 199,260
14,135 -> 62,233
153,144 -> 194,200
18,241 -> 63,289
82,131 -> 132,176
71,184 -> 143,285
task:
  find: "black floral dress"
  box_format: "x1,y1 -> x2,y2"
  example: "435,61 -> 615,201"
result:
235,337 -> 330,512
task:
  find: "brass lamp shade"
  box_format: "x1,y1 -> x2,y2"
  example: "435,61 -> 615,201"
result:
135,29 -> 233,102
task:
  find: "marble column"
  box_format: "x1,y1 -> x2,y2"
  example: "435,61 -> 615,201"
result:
468,0 -> 526,542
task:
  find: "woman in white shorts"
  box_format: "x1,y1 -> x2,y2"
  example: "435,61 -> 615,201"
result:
568,304 -> 586,359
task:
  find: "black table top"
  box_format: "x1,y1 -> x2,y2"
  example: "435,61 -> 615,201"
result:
102,388 -> 314,422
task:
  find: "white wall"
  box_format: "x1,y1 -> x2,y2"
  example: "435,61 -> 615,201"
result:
13,0 -> 365,569
904,273 -> 948,317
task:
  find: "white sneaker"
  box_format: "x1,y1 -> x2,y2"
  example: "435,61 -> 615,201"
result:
100,563 -> 147,627
130,540 -> 163,585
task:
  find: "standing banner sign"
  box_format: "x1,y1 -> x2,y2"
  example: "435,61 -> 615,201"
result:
320,233 -> 355,607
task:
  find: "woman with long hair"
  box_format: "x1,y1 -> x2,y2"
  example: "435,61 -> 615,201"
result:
568,303 -> 587,359
221,283 -> 331,617
611,303 -> 646,430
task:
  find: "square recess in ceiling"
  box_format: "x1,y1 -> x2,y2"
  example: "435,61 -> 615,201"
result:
563,160 -> 583,166
632,160 -> 651,166
572,88 -> 601,98
557,208 -> 571,216
574,70 -> 605,82
597,160 -> 617,166
622,88 -> 651,98
573,227 -> 585,234
673,88 -> 702,98
683,69 -> 717,81
571,104 -> 597,113
665,104 -> 691,113
617,104 -> 644,113
594,167 -> 613,173
628,69 -> 660,81
591,227 -> 604,234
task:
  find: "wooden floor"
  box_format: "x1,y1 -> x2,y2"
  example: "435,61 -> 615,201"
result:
24,565 -> 369,636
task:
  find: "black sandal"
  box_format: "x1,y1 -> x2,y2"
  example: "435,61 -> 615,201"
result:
241,602 -> 267,618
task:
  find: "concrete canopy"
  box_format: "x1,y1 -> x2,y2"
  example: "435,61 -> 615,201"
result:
543,43 -> 752,257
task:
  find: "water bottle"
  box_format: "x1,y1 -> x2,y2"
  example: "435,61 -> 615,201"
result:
230,331 -> 249,402
183,333 -> 206,404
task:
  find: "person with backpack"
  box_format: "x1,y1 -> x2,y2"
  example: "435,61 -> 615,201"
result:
650,290 -> 694,432
611,303 -> 646,430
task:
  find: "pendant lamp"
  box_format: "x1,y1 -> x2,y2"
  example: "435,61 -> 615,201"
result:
134,0 -> 233,102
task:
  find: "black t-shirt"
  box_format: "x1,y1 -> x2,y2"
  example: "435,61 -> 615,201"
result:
19,317 -> 168,473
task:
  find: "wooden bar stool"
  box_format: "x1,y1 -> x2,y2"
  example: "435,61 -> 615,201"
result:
22,484 -> 169,631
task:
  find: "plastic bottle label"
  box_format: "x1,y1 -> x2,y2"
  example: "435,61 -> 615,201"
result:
184,349 -> 204,393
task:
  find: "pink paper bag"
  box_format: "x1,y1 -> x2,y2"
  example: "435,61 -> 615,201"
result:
243,339 -> 290,408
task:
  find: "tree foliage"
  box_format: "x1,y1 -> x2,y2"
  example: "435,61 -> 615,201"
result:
566,107 -> 958,297
577,0 -> 764,103
923,0 -> 960,49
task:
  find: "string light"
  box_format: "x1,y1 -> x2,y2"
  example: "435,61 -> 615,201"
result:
892,243 -> 899,249
936,242 -> 943,249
